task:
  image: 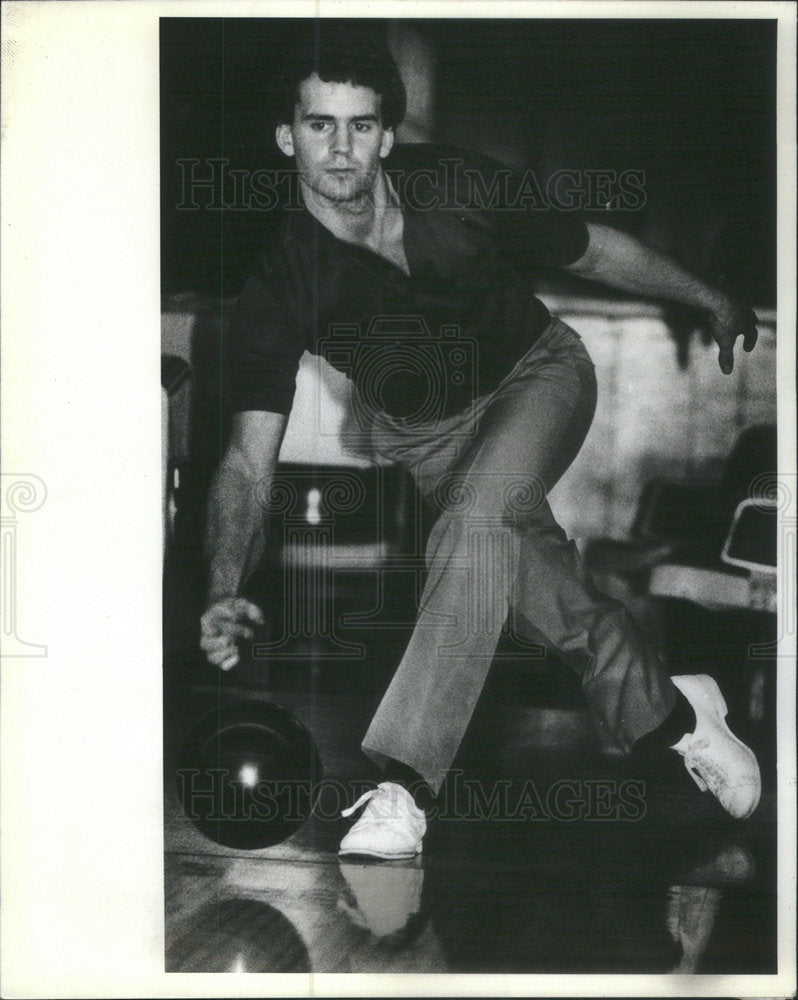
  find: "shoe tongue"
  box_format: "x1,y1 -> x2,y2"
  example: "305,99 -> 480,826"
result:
379,781 -> 408,800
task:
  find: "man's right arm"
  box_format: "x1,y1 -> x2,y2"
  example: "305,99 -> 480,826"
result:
200,409 -> 288,670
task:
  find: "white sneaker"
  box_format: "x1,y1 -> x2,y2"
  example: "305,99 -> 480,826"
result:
670,674 -> 761,820
339,782 -> 427,859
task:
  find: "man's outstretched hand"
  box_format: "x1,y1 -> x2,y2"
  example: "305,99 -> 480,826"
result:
200,597 -> 264,671
708,297 -> 759,375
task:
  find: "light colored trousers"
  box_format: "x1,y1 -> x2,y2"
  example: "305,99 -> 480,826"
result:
348,318 -> 676,793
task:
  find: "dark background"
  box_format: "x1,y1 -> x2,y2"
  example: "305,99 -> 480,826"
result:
160,17 -> 777,304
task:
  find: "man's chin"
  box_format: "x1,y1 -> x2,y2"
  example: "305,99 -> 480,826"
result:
304,175 -> 376,207
324,188 -> 360,204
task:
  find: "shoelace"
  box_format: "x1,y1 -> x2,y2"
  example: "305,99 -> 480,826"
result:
341,787 -> 381,819
681,738 -> 715,792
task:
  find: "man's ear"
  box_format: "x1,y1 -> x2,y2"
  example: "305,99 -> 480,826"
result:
275,124 -> 295,157
379,127 -> 395,159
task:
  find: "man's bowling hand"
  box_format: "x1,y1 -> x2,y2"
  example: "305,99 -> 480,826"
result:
708,296 -> 759,375
200,597 -> 264,671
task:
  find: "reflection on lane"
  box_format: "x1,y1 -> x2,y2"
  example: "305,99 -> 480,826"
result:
165,794 -> 772,974
420,802 -> 772,974
166,897 -> 311,973
337,858 -> 425,941
666,842 -> 756,973
184,853 -> 449,973
337,858 -> 448,972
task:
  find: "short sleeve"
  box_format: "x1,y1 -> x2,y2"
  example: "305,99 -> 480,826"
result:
426,145 -> 590,272
227,259 -> 304,415
498,189 -> 590,270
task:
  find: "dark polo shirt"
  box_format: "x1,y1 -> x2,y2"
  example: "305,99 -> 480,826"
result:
228,144 -> 589,422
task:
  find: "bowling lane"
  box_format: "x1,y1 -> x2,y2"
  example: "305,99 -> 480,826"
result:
166,853 -> 447,973
164,659 -> 777,976
165,783 -> 776,974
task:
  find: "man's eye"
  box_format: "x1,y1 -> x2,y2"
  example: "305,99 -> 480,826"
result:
355,122 -> 372,132
310,122 -> 329,132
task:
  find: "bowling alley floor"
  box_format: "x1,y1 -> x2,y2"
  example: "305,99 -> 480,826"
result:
163,588 -> 779,977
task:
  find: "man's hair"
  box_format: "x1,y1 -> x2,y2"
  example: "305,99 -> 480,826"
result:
275,36 -> 407,130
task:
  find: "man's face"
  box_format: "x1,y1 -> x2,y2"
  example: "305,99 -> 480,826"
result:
276,73 -> 394,205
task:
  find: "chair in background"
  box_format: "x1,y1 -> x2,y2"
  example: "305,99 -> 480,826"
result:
585,425 -> 777,722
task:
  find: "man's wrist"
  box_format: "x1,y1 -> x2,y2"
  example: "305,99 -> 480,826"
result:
206,590 -> 237,608
696,284 -> 733,318
206,569 -> 241,608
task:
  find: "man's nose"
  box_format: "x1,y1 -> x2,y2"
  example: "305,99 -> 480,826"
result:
330,123 -> 352,155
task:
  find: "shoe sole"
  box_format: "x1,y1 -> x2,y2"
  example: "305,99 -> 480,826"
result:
338,846 -> 421,860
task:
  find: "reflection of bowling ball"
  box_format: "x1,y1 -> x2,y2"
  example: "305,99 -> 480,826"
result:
167,897 -> 311,972
175,699 -> 323,849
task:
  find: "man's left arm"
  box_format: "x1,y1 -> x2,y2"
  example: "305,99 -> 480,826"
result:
565,222 -> 759,374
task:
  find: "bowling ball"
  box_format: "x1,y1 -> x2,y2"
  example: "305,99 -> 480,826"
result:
175,699 -> 323,849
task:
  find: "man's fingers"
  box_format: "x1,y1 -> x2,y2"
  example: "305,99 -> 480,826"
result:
199,597 -> 264,669
204,605 -> 245,623
202,599 -> 264,627
201,636 -> 235,659
718,345 -> 734,375
206,643 -> 236,666
231,598 -> 265,624
743,311 -> 759,353
713,321 -> 735,374
206,639 -> 240,670
712,300 -> 759,375
219,651 -> 240,671
229,622 -> 254,640
201,603 -> 262,636
202,622 -> 254,642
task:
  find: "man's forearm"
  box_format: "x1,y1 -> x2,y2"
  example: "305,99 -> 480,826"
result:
567,222 -> 758,374
204,453 -> 270,604
569,223 -> 727,313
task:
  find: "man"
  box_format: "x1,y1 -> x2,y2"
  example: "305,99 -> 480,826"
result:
200,39 -> 761,859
